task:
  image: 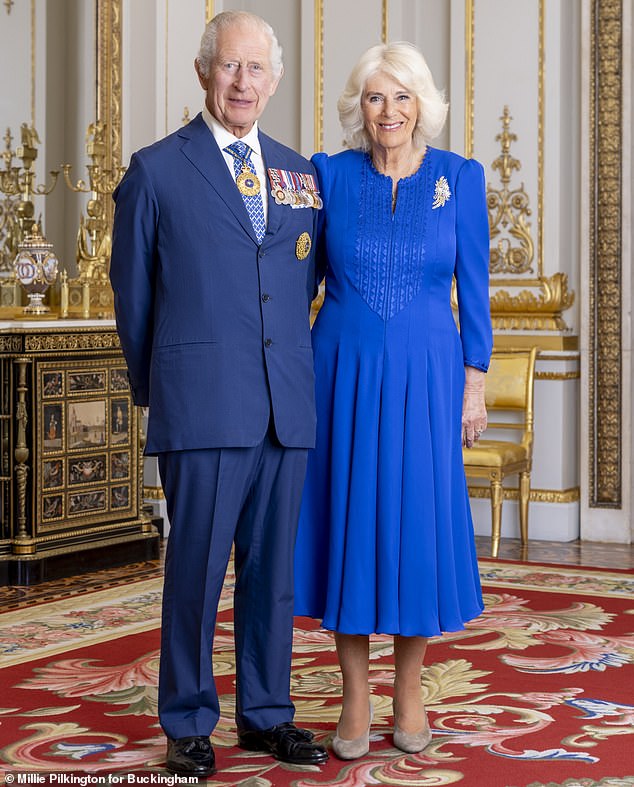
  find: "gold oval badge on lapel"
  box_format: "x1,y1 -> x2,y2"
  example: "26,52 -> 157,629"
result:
295,232 -> 311,261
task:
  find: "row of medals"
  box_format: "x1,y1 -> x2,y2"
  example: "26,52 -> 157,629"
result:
237,166 -> 322,209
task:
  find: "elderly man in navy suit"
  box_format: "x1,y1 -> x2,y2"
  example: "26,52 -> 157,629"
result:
110,11 -> 327,778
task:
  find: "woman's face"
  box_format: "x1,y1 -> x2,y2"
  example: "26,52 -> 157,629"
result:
361,71 -> 418,154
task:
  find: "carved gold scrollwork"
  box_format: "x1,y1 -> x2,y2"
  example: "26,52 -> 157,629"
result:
490,272 -> 575,331
0,336 -> 23,352
488,107 -> 534,275
24,331 -> 120,353
482,107 -> 575,335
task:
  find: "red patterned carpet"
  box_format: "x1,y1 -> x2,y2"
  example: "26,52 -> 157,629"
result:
1,560 -> 634,786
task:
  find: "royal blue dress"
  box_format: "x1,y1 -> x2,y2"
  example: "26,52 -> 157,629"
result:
293,148 -> 493,637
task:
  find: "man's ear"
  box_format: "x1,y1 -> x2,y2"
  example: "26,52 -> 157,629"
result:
194,58 -> 208,90
270,64 -> 284,97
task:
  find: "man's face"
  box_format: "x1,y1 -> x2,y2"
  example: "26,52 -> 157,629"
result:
196,21 -> 282,138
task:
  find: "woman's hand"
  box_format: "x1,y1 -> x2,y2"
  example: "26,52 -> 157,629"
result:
462,367 -> 487,448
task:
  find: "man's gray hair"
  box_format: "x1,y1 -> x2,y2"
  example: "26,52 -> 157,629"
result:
196,11 -> 284,79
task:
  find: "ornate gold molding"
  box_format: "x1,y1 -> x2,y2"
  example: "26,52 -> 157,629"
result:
490,273 -> 574,331
382,0 -> 388,44
30,0 -> 35,126
314,0 -> 324,152
493,334 -> 578,351
24,332 -> 121,353
0,336 -> 23,352
468,485 -> 580,504
205,0 -> 214,24
537,0 -> 545,282
464,0 -> 474,158
96,0 -> 122,171
12,523 -> 155,550
589,0 -> 622,508
535,370 -> 580,381
143,485 -> 165,500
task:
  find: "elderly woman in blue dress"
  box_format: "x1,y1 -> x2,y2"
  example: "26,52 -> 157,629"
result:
294,42 -> 492,759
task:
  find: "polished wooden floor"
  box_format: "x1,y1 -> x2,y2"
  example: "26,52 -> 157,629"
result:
1,535 -> 633,610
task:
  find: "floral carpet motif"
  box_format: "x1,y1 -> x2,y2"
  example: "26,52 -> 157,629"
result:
1,560 -> 633,787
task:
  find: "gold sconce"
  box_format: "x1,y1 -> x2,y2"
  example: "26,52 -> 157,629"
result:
61,121 -> 125,318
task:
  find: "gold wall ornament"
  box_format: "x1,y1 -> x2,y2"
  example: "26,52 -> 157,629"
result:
488,107 -> 534,276
588,0 -> 622,509
4,0 -> 14,14
474,107 -> 576,338
490,273 -> 575,331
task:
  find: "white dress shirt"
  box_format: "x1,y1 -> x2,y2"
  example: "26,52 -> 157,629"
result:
201,105 -> 269,223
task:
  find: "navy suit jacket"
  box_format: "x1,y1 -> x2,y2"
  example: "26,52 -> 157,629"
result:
110,114 -> 319,453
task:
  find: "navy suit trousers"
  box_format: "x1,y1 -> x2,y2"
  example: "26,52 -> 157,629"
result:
157,434 -> 308,739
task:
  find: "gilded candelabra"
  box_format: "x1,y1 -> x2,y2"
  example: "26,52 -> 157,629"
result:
61,121 -> 125,317
0,124 -> 59,308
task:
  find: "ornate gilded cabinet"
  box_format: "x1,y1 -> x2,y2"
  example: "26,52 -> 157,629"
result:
0,321 -> 159,585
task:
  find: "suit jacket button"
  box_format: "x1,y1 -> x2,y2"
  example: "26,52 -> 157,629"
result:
261,293 -> 270,302
264,338 -> 273,347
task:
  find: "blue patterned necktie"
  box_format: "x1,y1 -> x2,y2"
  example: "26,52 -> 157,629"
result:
225,141 -> 266,243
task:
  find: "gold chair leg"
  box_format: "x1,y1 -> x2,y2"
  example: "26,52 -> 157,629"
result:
519,471 -> 530,546
490,479 -> 503,558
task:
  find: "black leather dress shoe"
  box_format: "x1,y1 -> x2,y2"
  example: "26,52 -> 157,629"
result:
166,736 -> 216,776
238,722 -> 328,765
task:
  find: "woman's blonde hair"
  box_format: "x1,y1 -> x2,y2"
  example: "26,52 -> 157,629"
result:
337,42 -> 448,151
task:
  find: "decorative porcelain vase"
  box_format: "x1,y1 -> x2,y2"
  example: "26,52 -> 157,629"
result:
13,225 -> 59,314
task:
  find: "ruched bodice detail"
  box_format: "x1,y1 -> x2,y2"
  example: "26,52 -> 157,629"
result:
353,154 -> 432,320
